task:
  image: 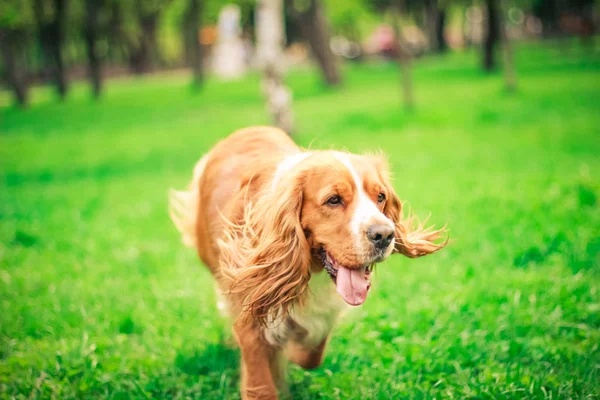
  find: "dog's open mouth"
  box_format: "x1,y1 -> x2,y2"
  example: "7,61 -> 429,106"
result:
319,248 -> 372,307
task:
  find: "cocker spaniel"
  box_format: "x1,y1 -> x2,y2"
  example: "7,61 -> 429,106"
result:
169,126 -> 447,399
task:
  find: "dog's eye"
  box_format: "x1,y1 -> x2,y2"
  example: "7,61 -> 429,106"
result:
326,195 -> 342,206
377,193 -> 386,203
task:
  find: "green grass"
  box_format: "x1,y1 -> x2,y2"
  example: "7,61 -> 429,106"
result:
1,41 -> 599,399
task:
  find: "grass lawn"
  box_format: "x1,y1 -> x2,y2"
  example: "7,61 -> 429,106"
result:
1,41 -> 599,399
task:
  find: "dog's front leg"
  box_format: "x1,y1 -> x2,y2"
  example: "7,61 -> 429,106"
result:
234,320 -> 279,400
286,337 -> 329,370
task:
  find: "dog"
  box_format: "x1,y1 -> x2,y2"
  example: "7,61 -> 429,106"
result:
169,126 -> 447,399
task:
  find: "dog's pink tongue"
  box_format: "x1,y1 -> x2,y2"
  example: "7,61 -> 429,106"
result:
335,266 -> 370,306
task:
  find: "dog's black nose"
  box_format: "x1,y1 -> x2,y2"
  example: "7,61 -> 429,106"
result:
367,225 -> 395,249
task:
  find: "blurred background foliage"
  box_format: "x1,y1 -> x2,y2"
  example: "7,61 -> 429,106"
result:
0,0 -> 597,108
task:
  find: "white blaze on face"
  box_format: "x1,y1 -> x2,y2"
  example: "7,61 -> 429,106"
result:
334,152 -> 394,249
271,152 -> 312,190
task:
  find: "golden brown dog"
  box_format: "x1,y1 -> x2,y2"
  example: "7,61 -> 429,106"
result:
169,126 -> 446,399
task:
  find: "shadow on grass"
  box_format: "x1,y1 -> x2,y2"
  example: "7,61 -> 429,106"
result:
175,342 -> 239,377
3,157 -> 162,187
173,342 -> 336,399
513,182 -> 598,272
514,232 -> 600,273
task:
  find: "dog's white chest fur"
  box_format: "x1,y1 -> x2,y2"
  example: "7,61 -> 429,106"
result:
264,270 -> 347,347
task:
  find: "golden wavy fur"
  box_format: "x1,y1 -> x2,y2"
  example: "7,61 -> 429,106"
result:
218,170 -> 312,327
169,126 -> 447,399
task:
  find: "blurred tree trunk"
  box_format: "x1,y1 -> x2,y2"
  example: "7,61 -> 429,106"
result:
482,0 -> 500,71
84,0 -> 102,98
130,2 -> 161,74
536,0 -> 560,37
0,30 -> 29,107
52,0 -> 68,96
107,1 -> 127,63
499,0 -> 517,91
391,0 -> 414,110
34,0 -> 69,99
286,0 -> 341,87
256,0 -> 295,134
423,0 -> 438,51
183,0 -> 204,86
436,4 -> 447,53
424,0 -> 447,53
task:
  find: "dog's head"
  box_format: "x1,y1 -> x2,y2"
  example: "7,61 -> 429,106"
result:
220,151 -> 447,324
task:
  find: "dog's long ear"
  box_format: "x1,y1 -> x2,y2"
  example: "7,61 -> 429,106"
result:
375,158 -> 448,258
219,171 -> 311,326
384,192 -> 447,257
